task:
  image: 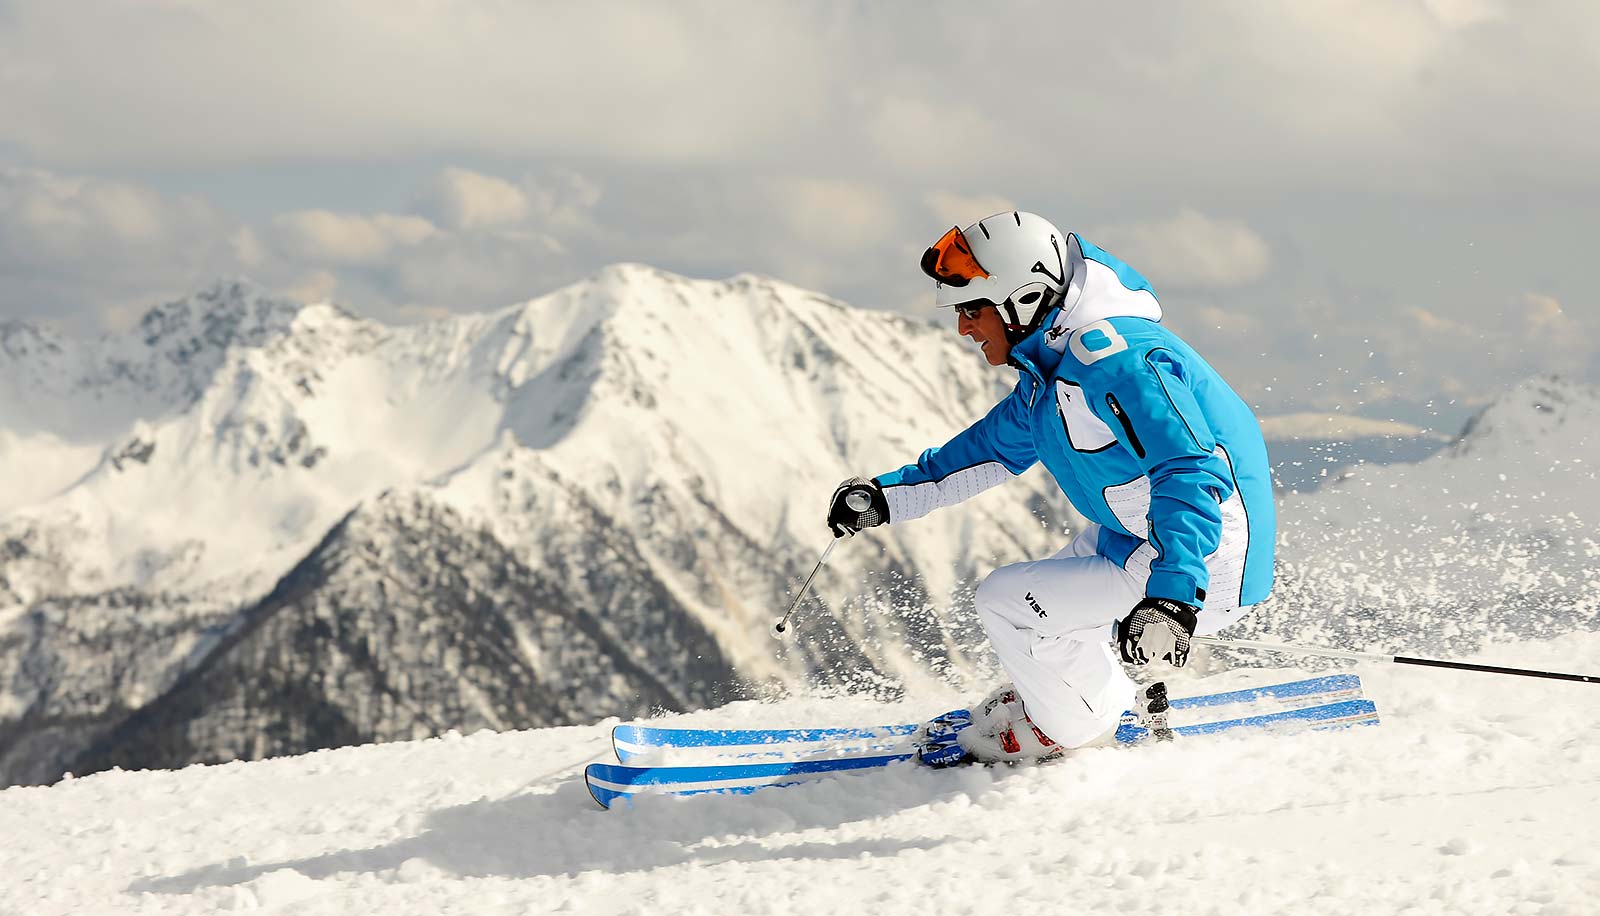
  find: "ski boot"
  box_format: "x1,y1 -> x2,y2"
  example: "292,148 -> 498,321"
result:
914,685 -> 1063,767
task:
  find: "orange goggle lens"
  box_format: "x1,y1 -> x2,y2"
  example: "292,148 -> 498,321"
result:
920,226 -> 990,287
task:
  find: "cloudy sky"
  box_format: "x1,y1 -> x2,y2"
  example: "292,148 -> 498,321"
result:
3,1 -> 1597,428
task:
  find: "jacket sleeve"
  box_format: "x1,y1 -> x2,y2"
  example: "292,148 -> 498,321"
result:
1095,349 -> 1236,605
872,386 -> 1039,524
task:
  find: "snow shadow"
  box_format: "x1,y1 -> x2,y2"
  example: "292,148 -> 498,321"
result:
130,763 -> 987,892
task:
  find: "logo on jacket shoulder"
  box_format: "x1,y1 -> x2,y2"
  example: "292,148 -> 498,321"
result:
1025,592 -> 1047,618
1068,319 -> 1130,366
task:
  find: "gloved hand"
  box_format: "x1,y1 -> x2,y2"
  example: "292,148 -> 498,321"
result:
1117,597 -> 1200,667
826,477 -> 888,538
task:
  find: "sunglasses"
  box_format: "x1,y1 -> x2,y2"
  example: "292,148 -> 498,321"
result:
951,301 -> 998,320
920,225 -> 991,288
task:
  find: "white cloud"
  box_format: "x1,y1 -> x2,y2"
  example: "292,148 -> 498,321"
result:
283,270 -> 339,305
1422,0 -> 1505,29
0,166 -> 217,258
0,166 -> 241,330
267,211 -> 439,265
863,96 -> 1008,179
1091,210 -> 1271,290
231,227 -> 266,268
725,177 -> 911,298
0,3 -> 842,169
1403,306 -> 1474,338
921,191 -> 1016,230
420,168 -> 528,231
768,178 -> 899,252
517,170 -> 604,231
383,230 -> 572,309
1515,294 -> 1590,371
1193,304 -> 1264,336
0,165 -> 603,329
4,5 -> 1598,209
1208,288 -> 1600,419
1522,293 -> 1574,335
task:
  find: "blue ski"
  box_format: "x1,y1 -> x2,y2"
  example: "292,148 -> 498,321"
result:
1114,696 -> 1379,742
612,723 -> 919,764
586,751 -> 914,809
612,674 -> 1363,764
586,696 -> 1380,808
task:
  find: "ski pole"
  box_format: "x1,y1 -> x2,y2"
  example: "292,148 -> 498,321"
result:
1194,635 -> 1600,684
771,538 -> 840,637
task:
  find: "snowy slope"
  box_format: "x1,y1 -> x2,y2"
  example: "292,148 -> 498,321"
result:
3,635 -> 1598,915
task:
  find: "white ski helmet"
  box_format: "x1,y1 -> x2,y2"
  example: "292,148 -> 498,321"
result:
921,210 -> 1071,342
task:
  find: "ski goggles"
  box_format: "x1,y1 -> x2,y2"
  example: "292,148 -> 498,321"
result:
920,226 -> 990,288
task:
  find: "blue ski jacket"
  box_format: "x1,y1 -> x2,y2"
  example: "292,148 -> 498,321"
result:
874,236 -> 1275,609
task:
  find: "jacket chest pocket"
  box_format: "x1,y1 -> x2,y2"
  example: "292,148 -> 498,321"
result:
1055,381 -> 1117,453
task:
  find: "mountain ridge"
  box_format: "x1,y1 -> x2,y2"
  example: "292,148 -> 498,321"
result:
0,267 -> 1066,784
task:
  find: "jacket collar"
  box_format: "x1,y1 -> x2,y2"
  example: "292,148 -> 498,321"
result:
1006,306 -> 1066,390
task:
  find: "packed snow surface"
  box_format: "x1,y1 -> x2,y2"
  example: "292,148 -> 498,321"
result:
4,634 -> 1599,915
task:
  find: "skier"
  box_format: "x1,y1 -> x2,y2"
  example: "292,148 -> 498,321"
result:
826,211 -> 1275,766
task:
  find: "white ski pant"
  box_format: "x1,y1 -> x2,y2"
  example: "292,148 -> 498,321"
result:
974,524 -> 1253,748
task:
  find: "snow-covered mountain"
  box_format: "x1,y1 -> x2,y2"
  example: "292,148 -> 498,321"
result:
1242,375 -> 1600,660
4,272 -> 1597,789
0,271 -> 1075,784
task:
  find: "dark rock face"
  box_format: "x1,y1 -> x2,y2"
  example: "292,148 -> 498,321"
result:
67,493 -> 742,776
0,590 -> 236,785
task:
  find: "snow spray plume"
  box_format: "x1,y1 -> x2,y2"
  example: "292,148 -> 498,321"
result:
771,538 -> 840,637
1196,636 -> 1600,684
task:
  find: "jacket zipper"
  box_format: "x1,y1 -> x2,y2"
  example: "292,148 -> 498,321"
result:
1009,353 -> 1045,406
1105,393 -> 1145,458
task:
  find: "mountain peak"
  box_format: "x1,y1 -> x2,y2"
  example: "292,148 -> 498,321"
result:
135,278 -> 303,353
1451,374 -> 1599,457
0,319 -> 64,362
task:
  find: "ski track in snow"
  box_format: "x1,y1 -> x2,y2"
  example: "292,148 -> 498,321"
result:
4,637 -> 1599,915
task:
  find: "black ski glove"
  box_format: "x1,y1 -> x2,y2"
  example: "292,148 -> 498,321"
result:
1117,597 -> 1200,667
827,477 -> 889,538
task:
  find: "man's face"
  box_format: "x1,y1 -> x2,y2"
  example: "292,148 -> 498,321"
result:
957,304 -> 1011,366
